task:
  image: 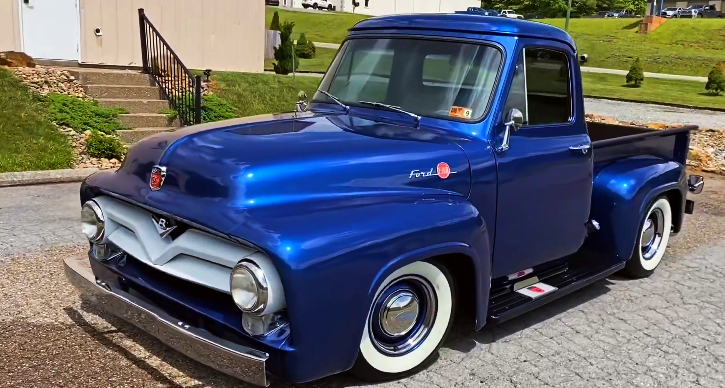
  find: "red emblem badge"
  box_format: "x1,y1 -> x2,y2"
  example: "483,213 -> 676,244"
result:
150,166 -> 166,191
529,286 -> 545,294
437,162 -> 451,179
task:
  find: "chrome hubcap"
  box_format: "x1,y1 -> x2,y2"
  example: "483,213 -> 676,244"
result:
641,208 -> 664,260
369,276 -> 436,356
380,291 -> 419,337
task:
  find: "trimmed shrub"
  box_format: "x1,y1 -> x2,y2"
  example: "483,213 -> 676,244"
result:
201,94 -> 237,123
295,33 -> 316,59
705,62 -> 725,96
270,11 -> 281,31
43,93 -> 126,134
626,58 -> 644,87
85,131 -> 126,160
273,21 -> 300,75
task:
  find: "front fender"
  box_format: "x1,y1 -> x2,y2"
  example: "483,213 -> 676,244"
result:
586,156 -> 686,260
231,195 -> 490,383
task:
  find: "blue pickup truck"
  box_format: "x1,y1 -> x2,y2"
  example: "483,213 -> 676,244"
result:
65,14 -> 704,386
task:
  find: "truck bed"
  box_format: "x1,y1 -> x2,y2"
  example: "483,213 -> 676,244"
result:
588,122 -> 696,167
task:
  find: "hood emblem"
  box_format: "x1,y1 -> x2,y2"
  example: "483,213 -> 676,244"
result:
150,165 -> 166,191
152,215 -> 177,239
409,162 -> 456,180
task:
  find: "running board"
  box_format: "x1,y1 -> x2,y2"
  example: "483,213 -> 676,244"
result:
488,262 -> 625,325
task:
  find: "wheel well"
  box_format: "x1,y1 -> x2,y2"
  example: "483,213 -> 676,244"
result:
662,189 -> 683,233
429,254 -> 476,324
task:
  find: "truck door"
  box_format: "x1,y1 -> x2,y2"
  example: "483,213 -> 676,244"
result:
491,43 -> 593,278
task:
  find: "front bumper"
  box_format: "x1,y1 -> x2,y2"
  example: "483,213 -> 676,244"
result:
64,256 -> 270,386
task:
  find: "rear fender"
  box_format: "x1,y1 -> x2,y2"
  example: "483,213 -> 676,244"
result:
586,157 -> 686,260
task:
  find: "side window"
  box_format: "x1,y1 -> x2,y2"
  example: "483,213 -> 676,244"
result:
502,47 -> 571,126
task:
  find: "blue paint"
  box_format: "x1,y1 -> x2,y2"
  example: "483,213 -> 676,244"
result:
78,14 -> 696,384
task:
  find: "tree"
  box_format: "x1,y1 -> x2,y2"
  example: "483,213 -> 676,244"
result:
295,33 -> 316,59
273,21 -> 299,75
706,62 -> 725,96
270,11 -> 281,31
626,57 -> 644,87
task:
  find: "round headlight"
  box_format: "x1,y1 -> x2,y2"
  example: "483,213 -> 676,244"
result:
230,261 -> 269,314
81,200 -> 105,243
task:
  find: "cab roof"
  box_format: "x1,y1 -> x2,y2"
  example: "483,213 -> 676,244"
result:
349,13 -> 576,50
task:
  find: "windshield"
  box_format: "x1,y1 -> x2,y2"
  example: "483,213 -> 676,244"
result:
315,38 -> 502,122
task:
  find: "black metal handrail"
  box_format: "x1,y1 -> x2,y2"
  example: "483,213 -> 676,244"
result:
138,8 -> 202,126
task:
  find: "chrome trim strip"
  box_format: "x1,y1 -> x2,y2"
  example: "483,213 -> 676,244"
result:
64,256 -> 270,387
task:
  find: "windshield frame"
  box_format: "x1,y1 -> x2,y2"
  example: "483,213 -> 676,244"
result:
312,35 -> 506,125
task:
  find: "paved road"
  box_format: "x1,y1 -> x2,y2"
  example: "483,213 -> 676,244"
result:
1,176 -> 725,387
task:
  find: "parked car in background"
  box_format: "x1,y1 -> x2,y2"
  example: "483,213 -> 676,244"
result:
301,0 -> 336,10
679,4 -> 705,17
500,9 -> 524,19
456,7 -> 500,16
660,7 -> 683,17
701,4 -> 725,17
524,13 -> 545,19
607,9 -> 638,17
265,0 -> 280,5
594,10 -> 611,17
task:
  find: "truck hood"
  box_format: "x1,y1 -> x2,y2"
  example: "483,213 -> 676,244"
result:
93,111 -> 472,235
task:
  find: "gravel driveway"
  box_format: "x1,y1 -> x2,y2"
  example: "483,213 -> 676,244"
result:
1,176 -> 725,388
585,99 -> 725,130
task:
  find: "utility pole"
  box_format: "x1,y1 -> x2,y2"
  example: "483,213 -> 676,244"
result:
565,0 -> 573,31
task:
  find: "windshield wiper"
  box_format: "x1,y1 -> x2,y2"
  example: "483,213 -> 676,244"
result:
317,90 -> 349,113
358,101 -> 421,128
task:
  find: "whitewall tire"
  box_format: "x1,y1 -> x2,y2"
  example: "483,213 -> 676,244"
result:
350,261 -> 455,381
622,196 -> 672,278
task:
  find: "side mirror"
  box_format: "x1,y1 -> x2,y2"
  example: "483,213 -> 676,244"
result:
579,54 -> 588,64
295,91 -> 308,113
497,108 -> 523,153
688,175 -> 704,194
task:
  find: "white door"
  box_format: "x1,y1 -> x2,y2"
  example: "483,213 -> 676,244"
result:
21,0 -> 80,61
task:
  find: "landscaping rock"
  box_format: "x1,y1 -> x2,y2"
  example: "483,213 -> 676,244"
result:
0,51 -> 36,68
8,66 -> 87,98
57,125 -> 122,170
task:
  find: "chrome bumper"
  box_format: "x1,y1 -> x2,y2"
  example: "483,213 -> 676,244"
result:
63,256 -> 270,386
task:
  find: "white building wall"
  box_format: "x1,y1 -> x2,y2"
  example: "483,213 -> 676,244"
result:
351,0 -> 479,16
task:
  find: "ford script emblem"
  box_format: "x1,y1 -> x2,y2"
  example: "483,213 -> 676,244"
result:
150,165 -> 166,191
409,162 -> 456,180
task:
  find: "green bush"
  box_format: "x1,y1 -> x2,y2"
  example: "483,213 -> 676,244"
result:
626,57 -> 644,87
43,94 -> 126,134
270,11 -> 281,31
85,131 -> 126,160
273,21 -> 300,75
295,33 -> 316,59
201,94 -> 237,123
705,62 -> 725,96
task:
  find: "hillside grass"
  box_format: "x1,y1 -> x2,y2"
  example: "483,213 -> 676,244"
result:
264,47 -> 338,73
265,7 -> 367,43
265,9 -> 725,77
541,18 -> 725,77
211,72 -> 323,117
582,72 -> 725,110
0,68 -> 74,173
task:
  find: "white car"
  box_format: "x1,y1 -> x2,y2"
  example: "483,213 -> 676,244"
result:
301,0 -> 335,10
660,7 -> 683,18
500,9 -> 524,19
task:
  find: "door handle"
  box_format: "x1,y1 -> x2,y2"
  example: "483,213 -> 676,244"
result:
569,144 -> 591,154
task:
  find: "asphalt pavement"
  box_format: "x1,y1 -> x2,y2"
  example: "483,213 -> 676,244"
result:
1,175 -> 725,387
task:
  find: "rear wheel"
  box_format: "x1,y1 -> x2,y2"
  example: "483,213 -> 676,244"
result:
312,3 -> 318,9
698,13 -> 703,18
350,261 -> 455,381
328,4 -> 333,10
621,197 -> 672,278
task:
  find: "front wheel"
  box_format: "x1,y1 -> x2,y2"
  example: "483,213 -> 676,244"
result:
312,3 -> 318,9
621,196 -> 672,278
350,261 -> 455,381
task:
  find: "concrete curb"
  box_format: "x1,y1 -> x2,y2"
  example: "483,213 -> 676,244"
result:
0,168 -> 100,188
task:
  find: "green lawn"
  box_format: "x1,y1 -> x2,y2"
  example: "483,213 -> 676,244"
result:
212,72 -> 322,117
0,68 -> 73,173
265,8 -> 725,77
265,7 -> 367,43
264,47 -> 338,73
541,18 -> 725,77
582,72 -> 725,110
